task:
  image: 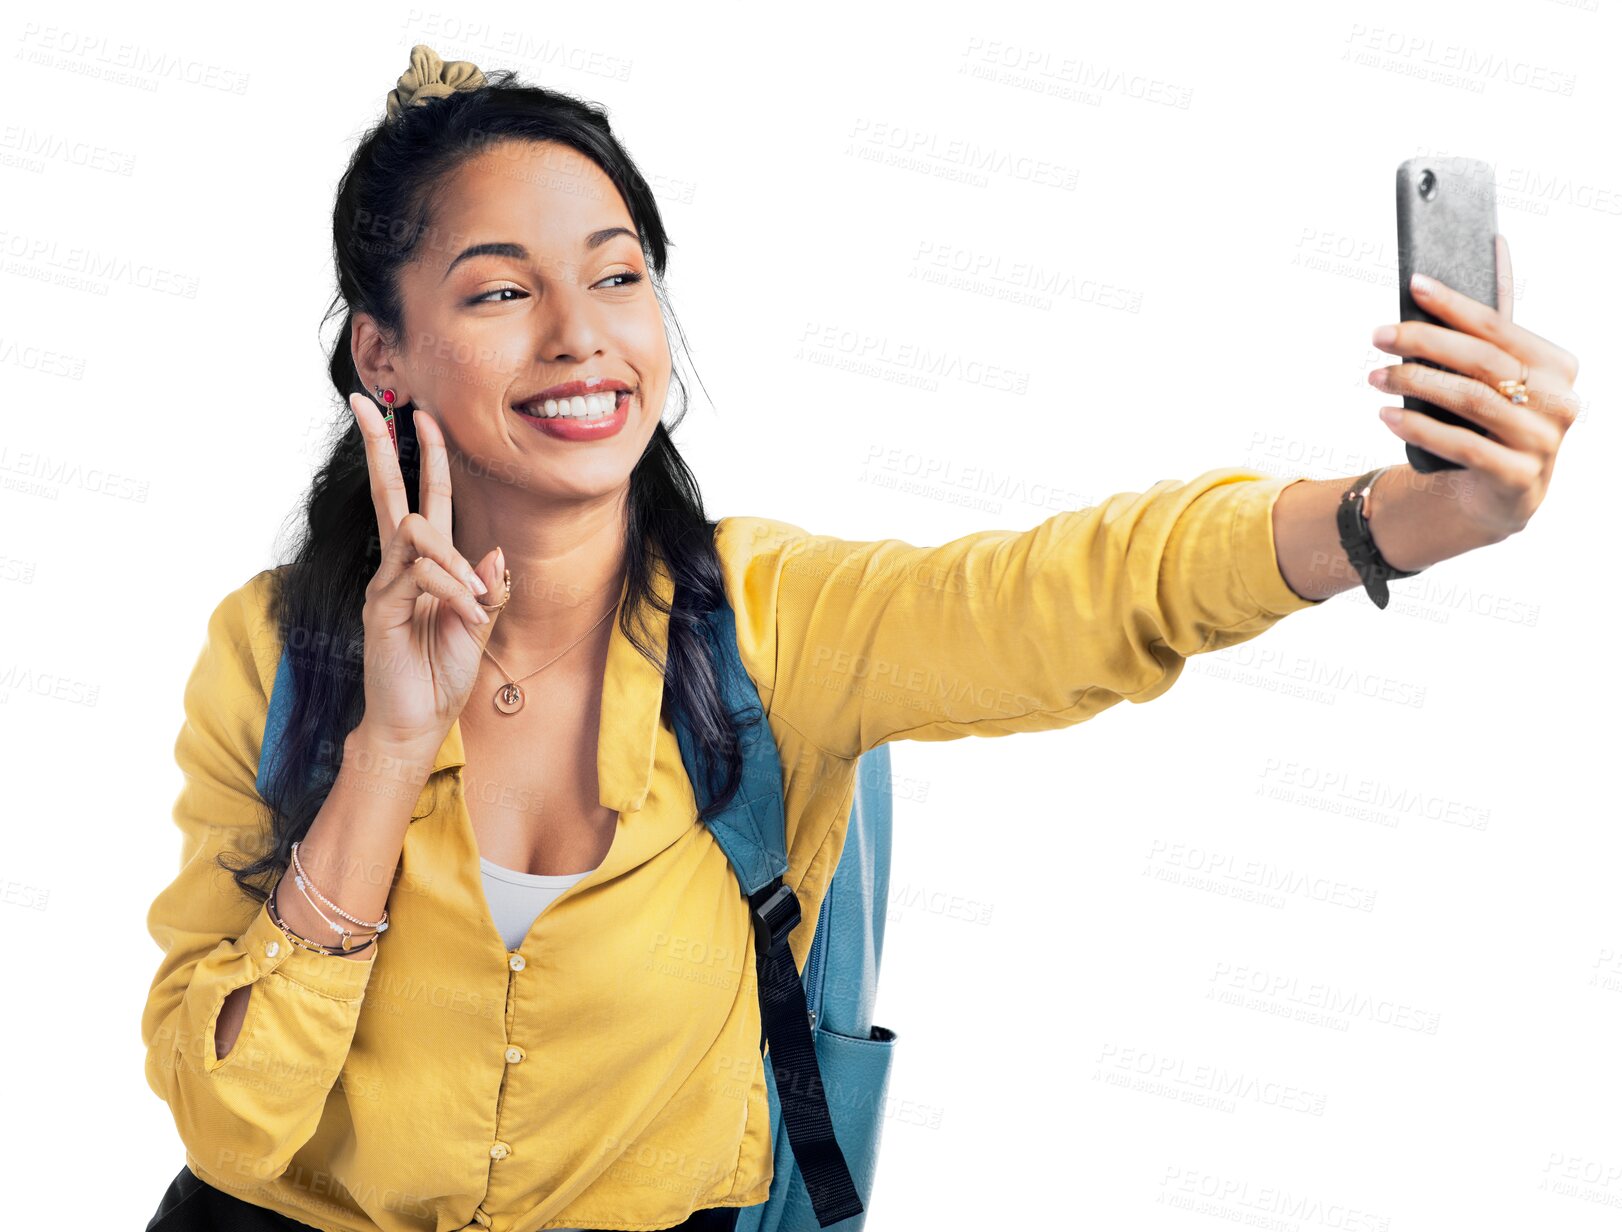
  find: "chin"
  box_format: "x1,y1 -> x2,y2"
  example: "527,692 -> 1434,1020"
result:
539,454 -> 642,497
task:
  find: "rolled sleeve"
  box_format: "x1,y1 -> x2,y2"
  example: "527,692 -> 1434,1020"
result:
235,896 -> 376,1001
1230,475 -> 1328,618
141,571 -> 375,1182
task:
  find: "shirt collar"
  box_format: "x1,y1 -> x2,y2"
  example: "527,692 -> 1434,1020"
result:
429,555 -> 673,816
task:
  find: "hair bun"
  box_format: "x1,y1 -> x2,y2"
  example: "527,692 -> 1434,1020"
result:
385,43 -> 486,119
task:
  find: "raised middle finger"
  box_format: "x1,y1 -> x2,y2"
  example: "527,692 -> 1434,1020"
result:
414,409 -> 455,544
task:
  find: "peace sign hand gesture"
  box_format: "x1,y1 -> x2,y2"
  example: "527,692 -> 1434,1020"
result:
347,393 -> 508,772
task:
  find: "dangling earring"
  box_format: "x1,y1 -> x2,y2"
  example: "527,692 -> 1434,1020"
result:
373,386 -> 398,456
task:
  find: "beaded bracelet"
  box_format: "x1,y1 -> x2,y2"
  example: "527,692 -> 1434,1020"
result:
290,841 -> 390,936
267,879 -> 378,957
287,864 -> 382,952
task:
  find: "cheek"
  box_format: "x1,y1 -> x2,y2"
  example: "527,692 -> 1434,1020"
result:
470,338 -> 536,399
624,299 -> 672,370
624,383 -> 661,443
416,297 -> 520,365
408,313 -> 518,401
638,329 -> 673,423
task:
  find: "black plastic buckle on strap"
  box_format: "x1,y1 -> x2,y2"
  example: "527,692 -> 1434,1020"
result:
749,879 -> 801,1056
744,875 -> 864,1227
749,879 -> 802,958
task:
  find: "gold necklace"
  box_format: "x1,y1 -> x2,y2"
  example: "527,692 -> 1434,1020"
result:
482,600 -> 620,715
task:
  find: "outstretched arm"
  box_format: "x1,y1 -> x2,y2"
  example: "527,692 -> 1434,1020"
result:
716,240 -> 1577,759
719,468 -> 1330,760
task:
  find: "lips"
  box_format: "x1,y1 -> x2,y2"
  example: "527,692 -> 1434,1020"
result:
514,377 -> 632,413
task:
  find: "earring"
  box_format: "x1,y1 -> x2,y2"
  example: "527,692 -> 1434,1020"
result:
373,386 -> 398,456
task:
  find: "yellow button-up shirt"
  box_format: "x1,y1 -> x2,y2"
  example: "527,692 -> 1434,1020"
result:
142,468 -> 1325,1232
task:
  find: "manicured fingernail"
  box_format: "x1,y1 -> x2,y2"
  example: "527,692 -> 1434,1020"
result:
1368,368 -> 1389,389
1379,407 -> 1402,424
1411,272 -> 1436,296
1372,325 -> 1397,348
471,572 -> 488,596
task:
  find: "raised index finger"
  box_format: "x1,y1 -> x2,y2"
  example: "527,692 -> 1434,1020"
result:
349,392 -> 410,550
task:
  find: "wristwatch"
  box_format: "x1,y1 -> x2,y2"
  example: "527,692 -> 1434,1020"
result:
1336,466 -> 1423,610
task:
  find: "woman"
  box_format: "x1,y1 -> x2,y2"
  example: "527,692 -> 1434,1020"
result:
141,44 -> 1579,1232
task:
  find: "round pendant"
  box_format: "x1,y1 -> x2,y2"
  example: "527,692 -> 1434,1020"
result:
494,681 -> 525,715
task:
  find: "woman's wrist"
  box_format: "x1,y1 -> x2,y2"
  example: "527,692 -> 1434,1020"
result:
1363,464 -> 1505,574
344,720 -> 441,796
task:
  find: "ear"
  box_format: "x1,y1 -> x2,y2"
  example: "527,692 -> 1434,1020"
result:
350,311 -> 408,400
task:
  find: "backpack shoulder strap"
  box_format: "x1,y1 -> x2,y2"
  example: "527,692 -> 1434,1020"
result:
671,598 -> 789,896
674,595 -> 865,1228
257,646 -> 296,801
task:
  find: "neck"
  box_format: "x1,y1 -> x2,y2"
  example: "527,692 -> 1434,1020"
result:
450,482 -> 630,667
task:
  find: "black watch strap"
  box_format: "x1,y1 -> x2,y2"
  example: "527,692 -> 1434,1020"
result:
1336,467 -> 1423,610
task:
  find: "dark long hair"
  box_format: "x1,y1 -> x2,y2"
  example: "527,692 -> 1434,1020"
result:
221,67 -> 753,902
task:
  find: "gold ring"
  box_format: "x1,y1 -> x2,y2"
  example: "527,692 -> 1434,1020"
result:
477,568 -> 512,612
1495,378 -> 1529,405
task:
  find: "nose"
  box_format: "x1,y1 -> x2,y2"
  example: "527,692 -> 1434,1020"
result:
534,284 -> 606,365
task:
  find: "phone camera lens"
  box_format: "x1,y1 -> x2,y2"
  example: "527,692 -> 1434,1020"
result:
1418,169 -> 1437,201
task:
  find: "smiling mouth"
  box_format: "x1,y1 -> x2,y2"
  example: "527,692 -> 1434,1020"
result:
514,389 -> 632,421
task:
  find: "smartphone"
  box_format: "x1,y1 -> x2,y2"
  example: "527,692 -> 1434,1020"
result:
1394,155 -> 1500,473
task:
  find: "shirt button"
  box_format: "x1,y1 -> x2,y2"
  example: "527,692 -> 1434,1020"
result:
489,1141 -> 511,1160
265,940 -> 280,958
508,952 -> 526,972
504,1045 -> 525,1064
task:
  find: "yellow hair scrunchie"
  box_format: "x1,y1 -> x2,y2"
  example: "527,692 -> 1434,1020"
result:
385,43 -> 487,119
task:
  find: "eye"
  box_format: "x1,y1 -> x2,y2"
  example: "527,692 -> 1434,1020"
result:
464,270 -> 643,305
467,285 -> 526,305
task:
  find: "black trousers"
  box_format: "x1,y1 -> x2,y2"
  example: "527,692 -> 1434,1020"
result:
146,1165 -> 741,1231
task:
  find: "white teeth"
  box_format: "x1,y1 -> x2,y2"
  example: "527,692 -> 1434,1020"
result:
520,390 -> 623,420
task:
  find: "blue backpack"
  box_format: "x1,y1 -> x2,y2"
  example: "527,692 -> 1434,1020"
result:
258,592 -> 896,1230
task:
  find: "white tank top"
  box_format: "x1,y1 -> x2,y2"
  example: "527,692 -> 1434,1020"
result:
478,855 -> 597,950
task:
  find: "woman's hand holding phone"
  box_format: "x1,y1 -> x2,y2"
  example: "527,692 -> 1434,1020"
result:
347,393 -> 507,774
1367,234 -> 1580,545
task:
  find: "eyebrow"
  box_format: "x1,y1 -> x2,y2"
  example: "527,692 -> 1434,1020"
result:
440,227 -> 639,283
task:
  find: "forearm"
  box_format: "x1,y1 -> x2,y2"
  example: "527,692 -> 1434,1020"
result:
215,725 -> 434,1059
271,722 -> 435,958
1271,464 -> 1505,602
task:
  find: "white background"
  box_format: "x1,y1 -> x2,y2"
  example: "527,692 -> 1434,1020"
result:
2,0 -> 1618,1227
